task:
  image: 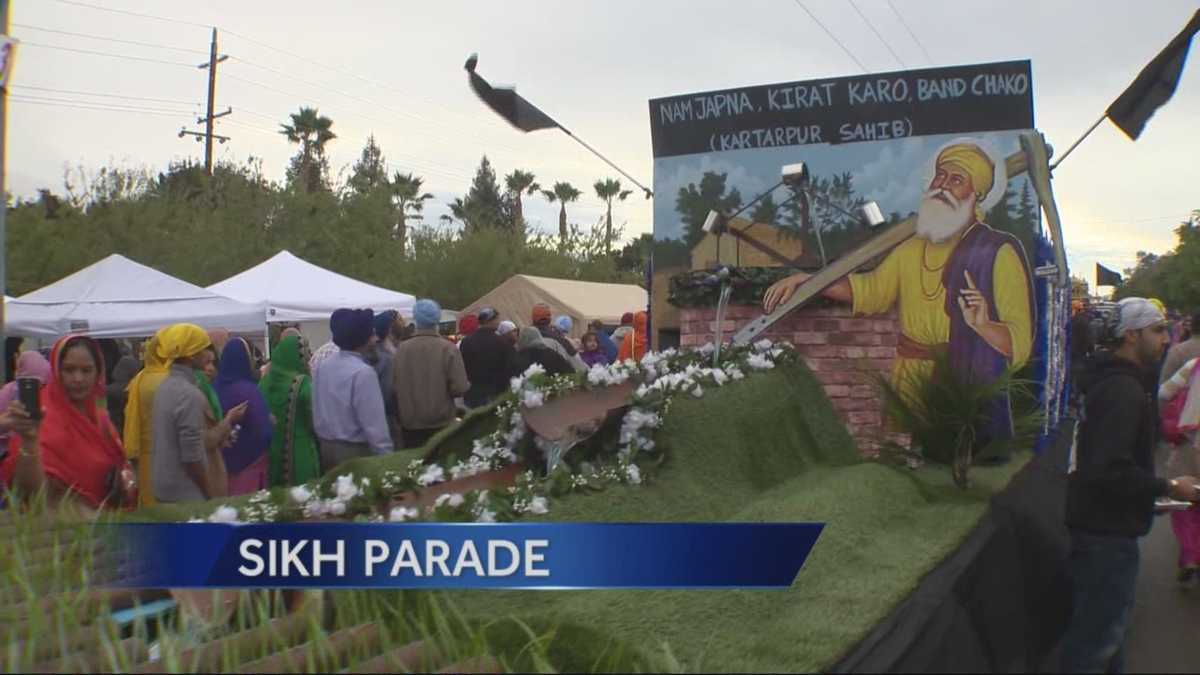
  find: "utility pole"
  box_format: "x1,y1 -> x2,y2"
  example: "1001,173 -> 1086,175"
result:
180,28 -> 230,175
1,0 -> 11,381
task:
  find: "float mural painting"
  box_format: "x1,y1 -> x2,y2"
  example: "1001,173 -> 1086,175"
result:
650,60 -> 1061,446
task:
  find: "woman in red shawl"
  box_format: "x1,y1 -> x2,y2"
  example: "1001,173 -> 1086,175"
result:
617,311 -> 649,363
2,335 -> 136,510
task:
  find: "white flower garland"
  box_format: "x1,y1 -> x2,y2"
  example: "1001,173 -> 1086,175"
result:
199,340 -> 795,526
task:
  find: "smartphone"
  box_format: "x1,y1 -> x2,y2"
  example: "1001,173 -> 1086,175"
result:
17,378 -> 41,421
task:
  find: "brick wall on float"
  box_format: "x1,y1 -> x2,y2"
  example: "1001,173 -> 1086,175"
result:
679,304 -> 903,453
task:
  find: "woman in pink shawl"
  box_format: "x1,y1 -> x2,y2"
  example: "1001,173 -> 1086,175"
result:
0,351 -> 52,444
1160,357 -> 1200,582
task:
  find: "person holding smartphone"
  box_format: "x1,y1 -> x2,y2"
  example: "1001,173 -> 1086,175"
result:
0,350 -> 50,445
1,335 -> 136,510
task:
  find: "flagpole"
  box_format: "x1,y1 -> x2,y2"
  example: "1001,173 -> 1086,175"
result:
1050,114 -> 1108,171
558,127 -> 653,198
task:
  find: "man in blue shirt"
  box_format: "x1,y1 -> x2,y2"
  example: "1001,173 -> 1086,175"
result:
313,308 -> 394,473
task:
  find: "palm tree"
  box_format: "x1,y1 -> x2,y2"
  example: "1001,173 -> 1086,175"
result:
504,169 -> 540,234
541,181 -> 582,242
280,107 -> 336,192
594,178 -> 633,254
447,197 -> 470,229
391,172 -> 434,255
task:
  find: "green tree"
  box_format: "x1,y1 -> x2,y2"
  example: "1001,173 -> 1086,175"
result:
347,135 -> 388,196
504,169 -> 540,235
594,178 -> 633,255
541,181 -> 582,242
674,172 -> 742,249
749,192 -> 780,225
391,171 -> 433,255
452,156 -> 509,233
280,107 -> 336,193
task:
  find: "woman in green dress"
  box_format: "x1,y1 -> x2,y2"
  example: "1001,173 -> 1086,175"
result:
259,335 -> 320,486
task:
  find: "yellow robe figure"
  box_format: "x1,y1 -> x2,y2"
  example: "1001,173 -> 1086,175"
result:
848,226 -> 1033,403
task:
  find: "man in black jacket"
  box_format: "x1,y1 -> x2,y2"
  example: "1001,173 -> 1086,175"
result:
1062,297 -> 1199,673
459,307 -> 517,409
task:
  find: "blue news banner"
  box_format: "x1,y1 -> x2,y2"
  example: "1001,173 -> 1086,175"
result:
103,523 -> 823,590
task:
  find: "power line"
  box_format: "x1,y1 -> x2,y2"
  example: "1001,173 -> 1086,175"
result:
10,93 -> 196,114
22,41 -> 195,68
10,84 -> 199,106
9,97 -> 196,118
846,0 -> 906,68
222,112 -> 474,183
791,0 -> 869,73
13,23 -> 208,54
221,70 -> 498,173
218,28 -> 501,133
48,0 -> 211,30
1073,213 -> 1194,226
887,0 -> 933,65
226,55 -> 525,157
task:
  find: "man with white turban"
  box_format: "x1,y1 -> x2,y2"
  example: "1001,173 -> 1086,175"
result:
1062,296 -> 1199,671
763,139 -> 1035,444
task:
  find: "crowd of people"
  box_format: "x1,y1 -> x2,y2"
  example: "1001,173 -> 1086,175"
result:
1063,296 -> 1200,672
0,300 -> 647,515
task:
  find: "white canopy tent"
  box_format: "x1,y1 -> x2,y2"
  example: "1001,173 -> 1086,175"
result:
208,250 -> 416,323
4,255 -> 266,339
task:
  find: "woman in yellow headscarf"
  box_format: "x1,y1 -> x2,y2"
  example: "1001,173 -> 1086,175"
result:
123,324 -> 215,506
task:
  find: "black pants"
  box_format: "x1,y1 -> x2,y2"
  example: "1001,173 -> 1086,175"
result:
402,427 -> 445,450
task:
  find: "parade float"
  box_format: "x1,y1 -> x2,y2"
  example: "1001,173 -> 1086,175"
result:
2,60 -> 1077,673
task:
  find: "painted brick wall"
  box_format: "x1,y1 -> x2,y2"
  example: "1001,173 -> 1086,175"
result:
680,304 -> 905,452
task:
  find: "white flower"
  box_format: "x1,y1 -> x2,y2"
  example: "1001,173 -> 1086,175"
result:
711,369 -> 729,386
746,353 -> 775,370
754,339 -> 774,352
187,517 -> 205,523
329,501 -> 347,516
692,386 -> 704,398
335,474 -> 359,501
209,505 -> 239,523
303,500 -> 328,518
624,463 -> 642,485
522,363 -> 547,378
510,376 -> 525,393
522,390 -> 545,408
474,508 -> 497,523
526,496 -> 549,515
698,342 -> 716,356
435,493 -> 465,509
289,486 -> 312,504
417,464 -> 446,487
389,506 -> 419,522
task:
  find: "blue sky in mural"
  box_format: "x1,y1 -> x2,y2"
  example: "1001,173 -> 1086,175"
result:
652,130 -> 1032,242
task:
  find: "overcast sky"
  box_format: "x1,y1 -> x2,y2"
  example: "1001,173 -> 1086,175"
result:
10,0 -> 1200,289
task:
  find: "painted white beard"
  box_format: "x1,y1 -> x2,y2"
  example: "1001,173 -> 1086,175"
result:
916,189 -> 975,243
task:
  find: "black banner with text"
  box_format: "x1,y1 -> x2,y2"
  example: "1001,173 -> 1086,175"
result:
648,61 -> 1034,158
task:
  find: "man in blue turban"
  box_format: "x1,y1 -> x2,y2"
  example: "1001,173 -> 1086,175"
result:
312,308 -> 393,471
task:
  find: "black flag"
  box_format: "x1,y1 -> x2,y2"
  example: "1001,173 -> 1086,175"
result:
1106,10 -> 1200,140
1096,263 -> 1124,287
465,54 -> 562,133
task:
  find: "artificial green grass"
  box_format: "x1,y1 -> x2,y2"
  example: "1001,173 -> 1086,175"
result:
437,363 -> 1027,672
123,360 -> 1028,672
